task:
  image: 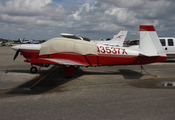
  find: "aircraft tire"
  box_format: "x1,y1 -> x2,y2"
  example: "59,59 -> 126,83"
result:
30,66 -> 37,73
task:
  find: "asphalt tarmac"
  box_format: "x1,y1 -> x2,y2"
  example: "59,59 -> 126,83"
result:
1,45 -> 175,120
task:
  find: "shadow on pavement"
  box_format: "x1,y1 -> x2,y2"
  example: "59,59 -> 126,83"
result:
5,66 -> 147,95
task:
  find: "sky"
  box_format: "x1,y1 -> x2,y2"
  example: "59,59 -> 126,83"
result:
0,0 -> 175,41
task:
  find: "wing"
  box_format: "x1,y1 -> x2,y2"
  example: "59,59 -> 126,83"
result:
24,58 -> 88,66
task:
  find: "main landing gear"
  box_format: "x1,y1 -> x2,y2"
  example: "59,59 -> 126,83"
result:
63,66 -> 79,79
29,64 -> 79,79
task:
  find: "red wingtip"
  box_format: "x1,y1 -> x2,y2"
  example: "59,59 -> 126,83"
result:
140,25 -> 155,31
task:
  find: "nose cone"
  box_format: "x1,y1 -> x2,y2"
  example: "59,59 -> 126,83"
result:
11,45 -> 21,51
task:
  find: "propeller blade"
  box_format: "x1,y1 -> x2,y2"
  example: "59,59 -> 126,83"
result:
13,50 -> 19,60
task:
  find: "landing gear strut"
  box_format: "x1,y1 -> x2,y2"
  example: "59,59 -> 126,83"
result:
30,66 -> 38,73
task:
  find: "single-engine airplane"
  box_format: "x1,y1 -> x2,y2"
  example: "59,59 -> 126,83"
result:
11,25 -> 167,78
1,40 -> 14,46
91,30 -> 128,47
19,38 -> 31,44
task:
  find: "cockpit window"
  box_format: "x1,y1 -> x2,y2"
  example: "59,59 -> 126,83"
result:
160,39 -> 166,46
168,39 -> 174,46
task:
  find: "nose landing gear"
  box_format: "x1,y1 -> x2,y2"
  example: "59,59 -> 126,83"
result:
30,66 -> 38,73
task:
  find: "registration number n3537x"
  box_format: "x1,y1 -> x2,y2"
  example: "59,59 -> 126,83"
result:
97,46 -> 127,55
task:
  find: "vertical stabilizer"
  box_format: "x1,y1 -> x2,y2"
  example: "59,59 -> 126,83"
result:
139,25 -> 166,56
108,30 -> 128,46
18,39 -> 22,43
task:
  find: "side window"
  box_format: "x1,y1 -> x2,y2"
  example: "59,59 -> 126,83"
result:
160,39 -> 166,46
168,39 -> 174,46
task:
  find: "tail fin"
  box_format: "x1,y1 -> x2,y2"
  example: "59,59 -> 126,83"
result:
18,39 -> 22,43
98,37 -> 103,41
139,25 -> 166,56
108,30 -> 128,47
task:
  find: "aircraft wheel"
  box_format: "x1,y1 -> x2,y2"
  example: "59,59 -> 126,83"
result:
30,66 -> 37,73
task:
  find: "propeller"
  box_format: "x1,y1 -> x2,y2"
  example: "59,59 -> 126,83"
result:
13,50 -> 20,60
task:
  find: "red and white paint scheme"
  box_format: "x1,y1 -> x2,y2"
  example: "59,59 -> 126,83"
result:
12,25 -> 167,78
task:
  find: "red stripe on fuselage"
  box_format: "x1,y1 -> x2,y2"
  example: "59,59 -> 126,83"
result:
20,49 -> 166,66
